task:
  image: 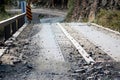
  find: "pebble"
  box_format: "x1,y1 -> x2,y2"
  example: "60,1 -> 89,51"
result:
88,52 -> 93,57
95,46 -> 99,48
105,64 -> 113,68
0,42 -> 5,46
70,73 -> 79,77
81,45 -> 84,47
74,69 -> 86,73
95,66 -> 103,70
104,70 -> 111,75
87,76 -> 94,80
27,64 -> 33,69
13,59 -> 21,64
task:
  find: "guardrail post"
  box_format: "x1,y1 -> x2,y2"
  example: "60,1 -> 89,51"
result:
12,21 -> 17,34
18,18 -> 21,29
0,13 -> 26,41
4,24 -> 11,40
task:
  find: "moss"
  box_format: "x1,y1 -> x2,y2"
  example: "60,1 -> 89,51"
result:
96,9 -> 120,32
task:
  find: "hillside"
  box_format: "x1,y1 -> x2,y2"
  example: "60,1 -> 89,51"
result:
66,0 -> 120,31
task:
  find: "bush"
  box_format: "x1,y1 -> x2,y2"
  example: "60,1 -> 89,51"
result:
96,9 -> 120,32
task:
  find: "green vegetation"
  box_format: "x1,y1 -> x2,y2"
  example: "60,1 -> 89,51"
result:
95,9 -> 120,32
65,0 -> 75,21
0,12 -> 12,21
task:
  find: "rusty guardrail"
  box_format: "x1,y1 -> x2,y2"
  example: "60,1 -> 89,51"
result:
0,13 -> 26,41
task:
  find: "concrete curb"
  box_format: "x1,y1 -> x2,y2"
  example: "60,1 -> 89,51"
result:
57,23 -> 95,64
90,23 -> 120,36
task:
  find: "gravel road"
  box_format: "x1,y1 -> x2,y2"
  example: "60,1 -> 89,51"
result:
0,14 -> 120,80
69,23 -> 120,61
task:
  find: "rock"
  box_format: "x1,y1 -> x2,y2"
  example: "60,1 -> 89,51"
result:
27,64 -> 33,69
9,49 -> 15,54
95,66 -> 103,70
70,73 -> 79,77
74,69 -> 86,73
5,40 -> 13,45
98,56 -> 103,58
83,66 -> 89,69
11,43 -> 18,47
23,61 -> 27,65
87,76 -> 94,80
95,46 -> 99,48
104,70 -> 111,75
70,52 -> 73,55
0,42 -> 5,46
97,70 -> 104,74
0,74 -> 4,78
105,64 -> 113,68
13,59 -> 21,64
24,42 -> 29,45
98,53 -> 102,55
0,61 -> 2,64
81,45 -> 84,47
88,52 -> 93,57
86,68 -> 95,73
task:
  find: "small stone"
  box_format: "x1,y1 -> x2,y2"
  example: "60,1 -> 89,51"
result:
0,42 -> 5,46
88,52 -> 93,57
23,61 -> 27,64
105,64 -> 113,68
13,59 -> 21,64
87,76 -> 94,79
0,74 -> 4,78
51,73 -> 56,75
98,56 -> 103,58
70,73 -> 79,77
86,68 -> 94,73
96,66 -> 103,70
98,53 -> 102,55
81,45 -> 84,47
27,64 -> 33,69
104,70 -> 111,75
95,46 -> 99,48
97,70 -> 104,74
0,61 -> 2,64
70,52 -> 73,54
74,69 -> 86,73
83,66 -> 89,69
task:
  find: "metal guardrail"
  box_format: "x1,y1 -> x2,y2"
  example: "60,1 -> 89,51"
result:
0,13 -> 26,41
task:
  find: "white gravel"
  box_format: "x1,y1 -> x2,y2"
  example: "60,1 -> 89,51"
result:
70,23 -> 120,61
26,23 -> 70,80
